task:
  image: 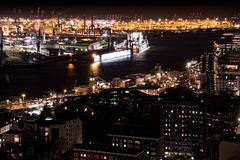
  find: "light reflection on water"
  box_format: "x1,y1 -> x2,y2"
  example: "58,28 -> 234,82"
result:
67,63 -> 75,70
66,63 -> 76,76
90,63 -> 100,77
0,30 -> 229,98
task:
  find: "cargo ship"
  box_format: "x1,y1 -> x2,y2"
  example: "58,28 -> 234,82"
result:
93,32 -> 149,63
128,32 -> 149,54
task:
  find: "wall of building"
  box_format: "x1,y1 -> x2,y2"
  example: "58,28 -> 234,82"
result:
219,141 -> 240,160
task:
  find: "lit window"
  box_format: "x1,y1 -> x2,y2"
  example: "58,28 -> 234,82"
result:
14,135 -> 20,143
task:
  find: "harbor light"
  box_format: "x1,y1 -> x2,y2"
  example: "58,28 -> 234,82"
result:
21,93 -> 26,103
186,62 -> 192,68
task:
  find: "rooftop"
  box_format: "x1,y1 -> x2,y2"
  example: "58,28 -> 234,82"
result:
109,125 -> 162,140
73,143 -> 144,156
31,114 -> 80,127
159,86 -> 200,102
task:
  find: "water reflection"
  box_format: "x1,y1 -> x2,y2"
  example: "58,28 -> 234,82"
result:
67,63 -> 76,76
67,63 -> 75,70
90,63 -> 100,77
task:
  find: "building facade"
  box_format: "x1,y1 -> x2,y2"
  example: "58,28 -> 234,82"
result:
25,116 -> 83,153
158,101 -> 206,159
72,144 -> 145,160
107,133 -> 163,160
200,52 -> 218,94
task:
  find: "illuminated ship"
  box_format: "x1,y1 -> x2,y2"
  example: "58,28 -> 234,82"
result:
128,32 -> 149,54
93,32 -> 149,63
93,49 -> 131,63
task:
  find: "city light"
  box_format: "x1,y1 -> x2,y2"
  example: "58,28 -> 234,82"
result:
21,93 -> 26,103
0,3 -> 239,160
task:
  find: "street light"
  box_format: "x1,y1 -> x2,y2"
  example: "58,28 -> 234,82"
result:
63,89 -> 67,94
21,93 -> 26,103
237,117 -> 240,122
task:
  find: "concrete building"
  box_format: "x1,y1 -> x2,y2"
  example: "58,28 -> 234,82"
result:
0,109 -> 15,135
25,116 -> 83,153
152,87 -> 206,159
1,130 -> 22,145
200,52 -> 218,94
215,51 -> 240,96
158,101 -> 205,159
219,140 -> 240,160
72,143 -> 145,160
0,27 -> 3,53
216,72 -> 240,96
107,133 -> 163,160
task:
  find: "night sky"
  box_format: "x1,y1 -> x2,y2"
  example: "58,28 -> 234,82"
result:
0,0 -> 240,18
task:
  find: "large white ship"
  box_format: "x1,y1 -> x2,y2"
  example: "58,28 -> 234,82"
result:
128,32 -> 149,54
93,32 -> 149,63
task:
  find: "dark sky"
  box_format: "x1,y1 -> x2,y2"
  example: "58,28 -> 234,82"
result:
1,0 -> 240,18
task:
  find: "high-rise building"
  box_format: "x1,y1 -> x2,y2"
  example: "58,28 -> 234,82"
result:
158,101 -> 205,159
0,27 -> 3,53
152,87 -> 206,159
107,133 -> 163,160
200,52 -> 218,94
216,51 -> 240,96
